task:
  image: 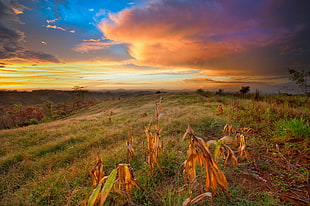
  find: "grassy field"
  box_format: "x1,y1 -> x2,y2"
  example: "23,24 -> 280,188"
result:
0,92 -> 309,205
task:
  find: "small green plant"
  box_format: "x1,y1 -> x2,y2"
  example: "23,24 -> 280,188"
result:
271,118 -> 310,143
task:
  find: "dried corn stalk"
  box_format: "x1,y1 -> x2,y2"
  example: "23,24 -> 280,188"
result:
207,137 -> 238,168
223,124 -> 234,135
114,164 -> 143,204
237,127 -> 253,135
126,129 -> 135,161
144,98 -> 164,175
182,125 -> 229,198
238,134 -> 251,161
87,162 -> 142,206
89,155 -> 104,187
217,105 -> 224,113
88,169 -> 116,206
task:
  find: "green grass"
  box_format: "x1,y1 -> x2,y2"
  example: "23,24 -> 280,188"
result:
0,92 -> 309,205
271,118 -> 309,141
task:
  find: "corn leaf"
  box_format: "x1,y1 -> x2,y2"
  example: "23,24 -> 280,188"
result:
189,192 -> 212,205
87,183 -> 102,206
99,169 -> 117,206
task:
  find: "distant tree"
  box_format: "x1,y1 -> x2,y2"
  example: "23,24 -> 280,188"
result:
73,86 -> 88,108
73,86 -> 88,100
288,68 -> 310,95
216,89 -> 224,95
239,86 -> 250,94
196,88 -> 204,94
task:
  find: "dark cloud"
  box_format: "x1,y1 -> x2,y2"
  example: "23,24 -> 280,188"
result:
184,77 -> 263,84
16,50 -> 60,63
0,0 -> 60,63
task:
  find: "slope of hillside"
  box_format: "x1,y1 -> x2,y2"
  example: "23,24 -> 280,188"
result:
0,90 -> 155,105
0,92 -> 309,205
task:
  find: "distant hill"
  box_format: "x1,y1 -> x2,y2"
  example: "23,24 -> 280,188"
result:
0,90 -> 154,105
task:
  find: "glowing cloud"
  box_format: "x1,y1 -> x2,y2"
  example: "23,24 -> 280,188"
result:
12,8 -> 23,14
46,19 -> 58,23
46,24 -> 66,31
99,0 -> 309,75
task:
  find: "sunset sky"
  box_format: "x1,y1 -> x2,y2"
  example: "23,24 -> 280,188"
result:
1,0 -> 309,93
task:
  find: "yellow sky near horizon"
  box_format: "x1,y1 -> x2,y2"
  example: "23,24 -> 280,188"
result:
0,61 -> 290,93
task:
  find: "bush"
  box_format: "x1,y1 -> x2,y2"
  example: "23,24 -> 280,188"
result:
24,118 -> 39,126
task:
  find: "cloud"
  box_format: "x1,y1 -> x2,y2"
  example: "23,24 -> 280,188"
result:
73,40 -> 126,53
83,38 -> 101,42
184,77 -> 259,84
99,0 -> 310,75
46,18 -> 58,23
46,24 -> 66,31
0,0 -> 60,63
16,50 -> 60,63
184,74 -> 288,86
45,24 -> 77,34
12,8 -> 23,14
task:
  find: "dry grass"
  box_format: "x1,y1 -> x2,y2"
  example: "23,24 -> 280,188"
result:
0,92 -> 309,206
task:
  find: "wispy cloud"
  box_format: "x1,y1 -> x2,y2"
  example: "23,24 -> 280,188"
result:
46,24 -> 66,31
73,40 -> 125,53
46,18 -> 58,23
82,38 -> 102,42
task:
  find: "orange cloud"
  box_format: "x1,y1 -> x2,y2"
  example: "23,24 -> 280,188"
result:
99,0 -> 306,75
12,8 -> 23,14
46,25 -> 66,31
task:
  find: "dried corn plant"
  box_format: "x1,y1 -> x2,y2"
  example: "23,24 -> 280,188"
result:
89,155 -> 104,187
224,124 -> 253,137
223,123 -> 234,135
217,105 -> 224,113
144,98 -> 164,175
238,134 -> 251,161
183,192 -> 212,206
114,164 -> 143,205
87,167 -> 117,206
207,136 -> 238,168
236,127 -> 253,135
223,124 -> 252,162
126,129 -> 135,161
182,125 -> 230,203
87,162 -> 142,206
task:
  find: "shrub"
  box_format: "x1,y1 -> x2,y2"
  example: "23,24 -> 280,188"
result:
24,118 -> 39,125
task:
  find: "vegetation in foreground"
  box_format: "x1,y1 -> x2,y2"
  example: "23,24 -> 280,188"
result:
0,92 -> 309,205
